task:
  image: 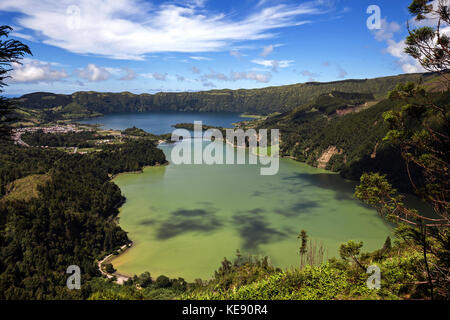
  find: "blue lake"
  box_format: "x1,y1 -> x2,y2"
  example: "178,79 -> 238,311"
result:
80,111 -> 252,134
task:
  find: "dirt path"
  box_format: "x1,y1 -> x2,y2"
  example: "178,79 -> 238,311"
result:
98,244 -> 131,285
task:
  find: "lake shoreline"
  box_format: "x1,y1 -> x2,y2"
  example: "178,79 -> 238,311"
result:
98,242 -> 134,284
88,113 -> 395,282
108,139 -> 394,281
110,161 -> 169,180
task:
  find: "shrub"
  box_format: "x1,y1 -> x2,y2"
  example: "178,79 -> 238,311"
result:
155,275 -> 171,288
104,263 -> 115,274
137,272 -> 152,288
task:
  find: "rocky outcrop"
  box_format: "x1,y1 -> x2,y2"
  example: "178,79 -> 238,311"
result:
317,146 -> 342,169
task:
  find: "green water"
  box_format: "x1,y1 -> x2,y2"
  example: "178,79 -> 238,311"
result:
112,140 -> 393,281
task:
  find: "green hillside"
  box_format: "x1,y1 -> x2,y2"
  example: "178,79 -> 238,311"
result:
252,88 -> 449,191
12,72 -> 440,116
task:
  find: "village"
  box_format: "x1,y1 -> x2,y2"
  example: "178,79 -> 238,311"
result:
10,124 -> 123,152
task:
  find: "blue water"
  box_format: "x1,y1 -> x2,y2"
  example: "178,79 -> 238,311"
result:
79,112 -> 251,134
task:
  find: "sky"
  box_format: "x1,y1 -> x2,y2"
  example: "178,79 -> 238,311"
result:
0,0 -> 436,96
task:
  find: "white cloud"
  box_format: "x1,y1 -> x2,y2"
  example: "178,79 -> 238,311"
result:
300,70 -> 317,77
104,67 -> 122,75
199,68 -> 271,83
0,0 -> 324,60
229,49 -> 242,58
202,81 -> 216,88
251,59 -> 294,71
190,56 -> 212,61
75,64 -> 111,81
191,66 -> 201,74
297,69 -> 319,81
201,69 -> 272,83
202,70 -> 229,81
260,44 -> 274,57
230,71 -> 271,83
142,72 -> 168,81
10,32 -> 36,42
336,65 -> 348,79
185,0 -> 207,8
373,19 -> 401,42
9,58 -> 68,83
371,17 -> 426,73
119,68 -> 137,81
386,39 -> 427,73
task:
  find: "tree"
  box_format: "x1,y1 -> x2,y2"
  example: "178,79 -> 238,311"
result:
171,277 -> 187,292
298,230 -> 308,269
104,263 -> 116,274
137,272 -> 152,288
339,240 -> 365,271
405,0 -> 450,81
155,275 -> 171,288
356,0 -> 449,299
382,236 -> 392,252
0,25 -> 31,139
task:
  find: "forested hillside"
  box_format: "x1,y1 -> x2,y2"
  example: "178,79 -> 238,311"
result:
0,139 -> 166,299
253,89 -> 450,191
12,72 -> 440,116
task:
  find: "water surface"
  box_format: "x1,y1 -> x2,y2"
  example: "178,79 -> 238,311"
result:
86,112 -> 393,281
80,111 -> 250,134
111,139 -> 393,281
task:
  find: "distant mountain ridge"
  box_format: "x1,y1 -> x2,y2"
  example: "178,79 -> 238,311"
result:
12,72 -> 441,115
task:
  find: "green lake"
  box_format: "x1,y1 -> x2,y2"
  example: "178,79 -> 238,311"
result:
111,139 -> 393,281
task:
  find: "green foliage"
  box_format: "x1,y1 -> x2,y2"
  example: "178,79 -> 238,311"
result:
171,277 -> 187,292
353,0 -> 450,299
155,275 -> 171,288
86,273 -> 186,300
0,136 -> 166,299
297,91 -> 375,115
339,241 -> 363,260
405,0 -> 449,72
123,126 -> 152,137
339,241 -> 365,271
256,90 -> 449,191
87,278 -> 144,300
298,230 -> 308,268
382,236 -> 392,252
0,26 -> 31,139
136,272 -> 152,288
104,263 -> 116,274
355,173 -> 401,217
188,265 -> 355,300
408,0 -> 434,20
186,238 -> 428,300
21,130 -> 100,147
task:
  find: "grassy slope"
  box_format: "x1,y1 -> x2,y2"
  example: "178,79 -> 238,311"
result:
1,174 -> 51,202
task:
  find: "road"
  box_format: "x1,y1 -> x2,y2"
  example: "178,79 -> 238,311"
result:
98,244 -> 131,285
